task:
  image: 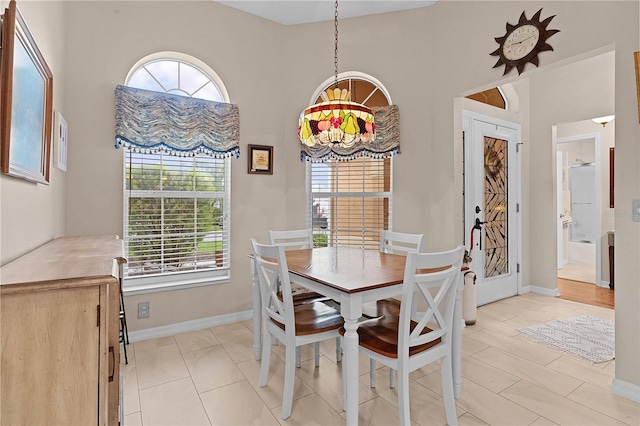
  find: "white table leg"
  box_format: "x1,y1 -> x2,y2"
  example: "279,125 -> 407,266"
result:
250,258 -> 262,360
341,296 -> 362,426
453,273 -> 464,398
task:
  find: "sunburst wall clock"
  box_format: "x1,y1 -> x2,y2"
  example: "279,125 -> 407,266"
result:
491,8 -> 560,76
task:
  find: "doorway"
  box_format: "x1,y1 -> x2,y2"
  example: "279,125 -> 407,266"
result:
556,133 -> 602,287
463,111 -> 521,306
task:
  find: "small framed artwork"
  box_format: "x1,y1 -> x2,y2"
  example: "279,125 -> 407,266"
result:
0,0 -> 54,184
635,51 -> 640,123
248,144 -> 273,175
609,147 -> 614,208
54,112 -> 68,171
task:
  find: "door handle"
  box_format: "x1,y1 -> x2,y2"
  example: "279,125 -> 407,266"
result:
474,218 -> 487,250
108,346 -> 115,382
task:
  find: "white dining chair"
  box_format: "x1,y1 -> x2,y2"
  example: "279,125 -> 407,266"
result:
269,229 -> 341,365
344,245 -> 465,425
251,239 -> 344,420
363,230 -> 425,388
268,228 -> 314,250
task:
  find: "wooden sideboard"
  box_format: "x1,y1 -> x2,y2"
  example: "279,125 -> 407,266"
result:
0,235 -> 125,425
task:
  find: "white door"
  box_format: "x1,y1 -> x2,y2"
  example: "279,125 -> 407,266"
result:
464,112 -> 520,306
557,152 -> 564,269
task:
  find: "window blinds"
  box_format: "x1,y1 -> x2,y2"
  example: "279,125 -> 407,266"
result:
124,151 -> 230,277
309,157 -> 391,249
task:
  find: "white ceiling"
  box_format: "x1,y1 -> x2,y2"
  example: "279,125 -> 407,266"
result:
215,1 -> 438,25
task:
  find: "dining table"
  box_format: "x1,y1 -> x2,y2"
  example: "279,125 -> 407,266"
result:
249,245 -> 466,425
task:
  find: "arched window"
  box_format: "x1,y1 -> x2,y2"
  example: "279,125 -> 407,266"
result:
120,53 -> 233,291
307,72 -> 394,249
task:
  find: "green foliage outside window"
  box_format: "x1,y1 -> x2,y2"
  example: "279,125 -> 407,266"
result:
126,159 -> 225,274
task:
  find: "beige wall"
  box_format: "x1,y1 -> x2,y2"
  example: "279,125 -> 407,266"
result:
59,1 -> 288,331
0,0 -> 66,264
1,1 -> 638,394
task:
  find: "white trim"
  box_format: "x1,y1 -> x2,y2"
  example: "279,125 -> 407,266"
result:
529,285 -> 561,297
123,270 -> 230,295
127,309 -> 253,343
611,379 -> 640,403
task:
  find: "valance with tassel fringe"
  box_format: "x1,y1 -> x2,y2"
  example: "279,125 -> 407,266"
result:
300,105 -> 400,162
115,85 -> 240,158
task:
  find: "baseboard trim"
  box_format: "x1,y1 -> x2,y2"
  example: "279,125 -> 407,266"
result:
611,379 -> 640,403
529,285 -> 561,297
128,310 -> 254,343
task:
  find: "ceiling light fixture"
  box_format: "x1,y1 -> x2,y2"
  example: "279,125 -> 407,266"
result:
592,115 -> 615,127
298,0 -> 376,148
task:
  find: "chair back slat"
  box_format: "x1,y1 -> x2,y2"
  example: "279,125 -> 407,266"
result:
269,229 -> 314,250
379,230 -> 425,256
398,246 -> 465,355
251,239 -> 295,333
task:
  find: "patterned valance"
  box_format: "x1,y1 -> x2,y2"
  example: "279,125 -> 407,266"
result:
115,85 -> 240,158
300,105 -> 400,162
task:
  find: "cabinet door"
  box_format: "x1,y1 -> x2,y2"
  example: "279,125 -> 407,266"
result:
1,286 -> 101,425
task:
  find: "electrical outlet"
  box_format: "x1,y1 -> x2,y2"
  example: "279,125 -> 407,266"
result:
138,302 -> 150,319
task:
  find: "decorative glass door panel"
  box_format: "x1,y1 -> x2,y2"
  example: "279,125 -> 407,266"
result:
484,136 -> 509,279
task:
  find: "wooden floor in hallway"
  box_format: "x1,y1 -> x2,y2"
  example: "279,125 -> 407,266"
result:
557,278 -> 614,309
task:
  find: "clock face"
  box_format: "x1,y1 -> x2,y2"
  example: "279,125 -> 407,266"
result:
490,8 -> 560,76
502,24 -> 540,61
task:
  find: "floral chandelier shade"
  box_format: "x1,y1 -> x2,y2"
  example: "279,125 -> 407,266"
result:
301,104 -> 400,162
298,0 -> 376,150
299,87 -> 376,148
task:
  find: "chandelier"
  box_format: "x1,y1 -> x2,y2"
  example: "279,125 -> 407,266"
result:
298,0 -> 376,149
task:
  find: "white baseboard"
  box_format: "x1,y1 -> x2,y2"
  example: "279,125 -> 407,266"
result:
611,378 -> 640,403
529,285 -> 561,297
128,309 -> 254,343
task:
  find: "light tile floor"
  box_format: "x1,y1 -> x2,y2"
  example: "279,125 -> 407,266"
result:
122,293 -> 639,425
558,262 -> 596,284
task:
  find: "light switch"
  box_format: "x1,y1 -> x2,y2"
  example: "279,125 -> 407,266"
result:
633,199 -> 640,222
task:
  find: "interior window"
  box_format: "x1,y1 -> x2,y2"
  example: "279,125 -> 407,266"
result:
122,56 -> 231,291
307,75 -> 392,249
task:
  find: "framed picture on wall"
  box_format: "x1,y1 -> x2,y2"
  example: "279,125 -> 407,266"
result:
248,144 -> 273,175
609,147 -> 614,208
635,51 -> 640,123
54,112 -> 68,171
0,0 -> 54,184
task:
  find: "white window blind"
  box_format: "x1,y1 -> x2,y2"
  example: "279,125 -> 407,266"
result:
124,151 -> 230,278
308,157 -> 392,249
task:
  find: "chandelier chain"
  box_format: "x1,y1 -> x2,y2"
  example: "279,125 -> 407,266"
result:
334,0 -> 339,88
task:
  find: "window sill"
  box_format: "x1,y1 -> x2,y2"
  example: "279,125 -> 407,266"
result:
123,268 -> 230,295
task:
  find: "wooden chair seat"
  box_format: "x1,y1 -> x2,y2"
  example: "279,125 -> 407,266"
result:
271,301 -> 344,335
343,314 -> 440,358
287,284 -> 330,304
361,297 -> 401,318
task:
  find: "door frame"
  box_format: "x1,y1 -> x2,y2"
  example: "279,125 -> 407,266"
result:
463,110 -> 523,305
556,133 -> 602,287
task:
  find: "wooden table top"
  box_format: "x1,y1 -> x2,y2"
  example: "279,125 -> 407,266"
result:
285,246 -> 407,294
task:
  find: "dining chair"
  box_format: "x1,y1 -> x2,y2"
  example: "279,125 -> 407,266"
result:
269,229 -> 341,365
344,245 -> 465,426
251,239 -> 344,420
362,230 -> 425,388
268,229 -> 320,304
